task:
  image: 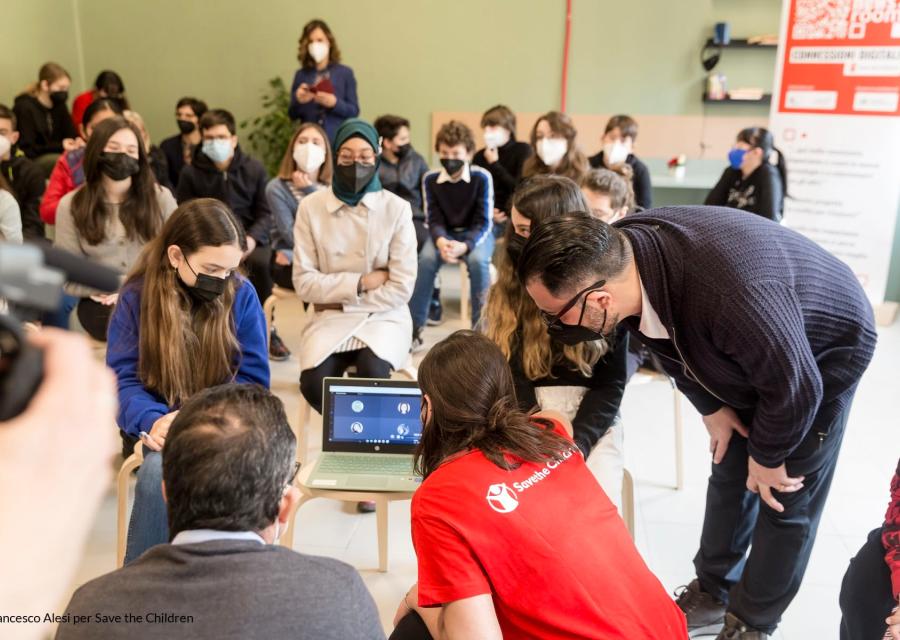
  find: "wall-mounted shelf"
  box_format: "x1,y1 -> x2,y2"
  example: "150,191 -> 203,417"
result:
702,92 -> 772,104
704,38 -> 778,49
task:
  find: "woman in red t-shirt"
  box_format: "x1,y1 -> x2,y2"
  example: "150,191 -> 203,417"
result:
391,330 -> 687,640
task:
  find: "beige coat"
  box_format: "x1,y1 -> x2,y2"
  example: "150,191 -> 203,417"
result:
292,188 -> 417,371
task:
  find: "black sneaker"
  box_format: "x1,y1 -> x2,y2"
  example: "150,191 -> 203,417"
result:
427,297 -> 443,326
715,613 -> 770,639
269,329 -> 291,361
674,579 -> 726,638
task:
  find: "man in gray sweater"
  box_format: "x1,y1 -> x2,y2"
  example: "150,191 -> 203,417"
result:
56,384 -> 385,640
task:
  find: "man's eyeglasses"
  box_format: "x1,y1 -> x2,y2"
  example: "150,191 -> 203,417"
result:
539,279 -> 606,328
284,461 -> 302,489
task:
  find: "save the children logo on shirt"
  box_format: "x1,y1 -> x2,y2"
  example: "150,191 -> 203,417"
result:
485,447 -> 577,514
486,483 -> 519,513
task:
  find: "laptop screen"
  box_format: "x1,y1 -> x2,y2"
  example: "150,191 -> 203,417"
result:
322,378 -> 423,453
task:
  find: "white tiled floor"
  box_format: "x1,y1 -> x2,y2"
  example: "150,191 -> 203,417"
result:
64,265 -> 899,639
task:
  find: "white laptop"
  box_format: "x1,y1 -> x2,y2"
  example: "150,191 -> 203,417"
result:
304,377 -> 423,492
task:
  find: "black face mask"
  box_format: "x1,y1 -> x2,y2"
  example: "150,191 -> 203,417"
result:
335,162 -> 377,193
505,232 -> 527,266
440,158 -> 465,175
49,90 -> 69,105
548,307 -> 608,346
98,152 -> 140,181
176,119 -> 196,135
394,143 -> 410,160
179,258 -> 227,303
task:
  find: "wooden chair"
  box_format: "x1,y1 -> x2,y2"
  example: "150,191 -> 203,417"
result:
263,285 -> 304,349
628,368 -> 685,490
116,441 -> 144,567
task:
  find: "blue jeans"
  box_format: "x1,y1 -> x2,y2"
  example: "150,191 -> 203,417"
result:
410,232 -> 494,329
41,293 -> 78,329
124,448 -> 169,564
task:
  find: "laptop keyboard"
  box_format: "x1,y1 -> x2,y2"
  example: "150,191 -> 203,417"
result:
319,455 -> 415,476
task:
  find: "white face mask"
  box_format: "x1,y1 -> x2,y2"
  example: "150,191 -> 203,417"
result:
0,135 -> 10,159
272,520 -> 281,543
483,127 -> 509,149
536,138 -> 567,167
603,141 -> 629,166
308,41 -> 330,64
293,141 -> 326,174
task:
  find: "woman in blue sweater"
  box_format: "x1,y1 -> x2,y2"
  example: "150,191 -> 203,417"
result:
107,197 -> 269,564
288,19 -> 360,141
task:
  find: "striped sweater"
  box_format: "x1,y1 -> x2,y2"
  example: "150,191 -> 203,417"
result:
616,206 -> 877,467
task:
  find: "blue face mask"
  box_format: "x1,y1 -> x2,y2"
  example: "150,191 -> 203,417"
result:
202,139 -> 233,164
728,147 -> 747,170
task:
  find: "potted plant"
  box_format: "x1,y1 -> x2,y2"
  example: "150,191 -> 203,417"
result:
240,76 -> 297,177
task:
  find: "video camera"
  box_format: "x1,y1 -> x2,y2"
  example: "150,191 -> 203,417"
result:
0,242 -> 120,420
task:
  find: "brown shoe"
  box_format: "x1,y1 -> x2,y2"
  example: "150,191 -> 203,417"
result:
356,500 -> 376,513
715,613 -> 770,639
674,579 -> 726,638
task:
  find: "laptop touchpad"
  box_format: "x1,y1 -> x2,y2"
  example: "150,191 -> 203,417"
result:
355,476 -> 390,488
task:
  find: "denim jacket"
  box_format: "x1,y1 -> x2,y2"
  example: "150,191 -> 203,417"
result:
265,177 -> 320,260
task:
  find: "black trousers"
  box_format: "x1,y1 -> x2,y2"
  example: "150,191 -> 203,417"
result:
839,527 -> 896,640
271,260 -> 295,291
244,244 -> 273,303
299,348 -> 392,414
76,298 -> 114,342
413,217 -> 428,255
694,395 -> 854,633
388,611 -> 432,640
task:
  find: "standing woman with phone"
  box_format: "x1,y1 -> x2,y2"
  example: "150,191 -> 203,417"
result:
288,19 -> 360,142
107,198 -> 269,563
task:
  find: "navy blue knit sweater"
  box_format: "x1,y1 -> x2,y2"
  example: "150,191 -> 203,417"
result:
615,206 -> 877,467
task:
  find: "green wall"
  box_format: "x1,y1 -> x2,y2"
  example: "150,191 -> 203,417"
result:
1,1 -> 85,103
3,0 -> 898,301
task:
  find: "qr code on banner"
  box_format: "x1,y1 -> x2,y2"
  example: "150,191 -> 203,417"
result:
792,0 -> 852,40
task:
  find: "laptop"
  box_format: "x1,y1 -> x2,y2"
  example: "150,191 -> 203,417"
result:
304,377 -> 423,492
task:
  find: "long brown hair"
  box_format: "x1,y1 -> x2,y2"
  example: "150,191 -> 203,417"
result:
125,198 -> 248,407
414,331 -> 574,478
276,122 -> 333,184
24,62 -> 70,96
483,175 -> 605,380
522,111 -> 588,182
297,19 -> 342,69
70,116 -> 163,246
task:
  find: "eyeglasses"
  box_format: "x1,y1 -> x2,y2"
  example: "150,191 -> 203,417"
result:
539,279 -> 606,328
284,461 -> 302,489
336,150 -> 376,164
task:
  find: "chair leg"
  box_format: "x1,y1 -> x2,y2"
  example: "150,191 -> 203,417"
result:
116,454 -> 141,567
116,465 -> 129,567
281,493 -> 315,550
621,469 -> 635,541
673,389 -> 684,491
297,398 -> 312,468
459,263 -> 470,326
262,295 -> 277,348
376,497 -> 390,573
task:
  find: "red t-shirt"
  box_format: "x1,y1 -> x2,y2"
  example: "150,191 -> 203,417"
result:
411,420 -> 687,639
